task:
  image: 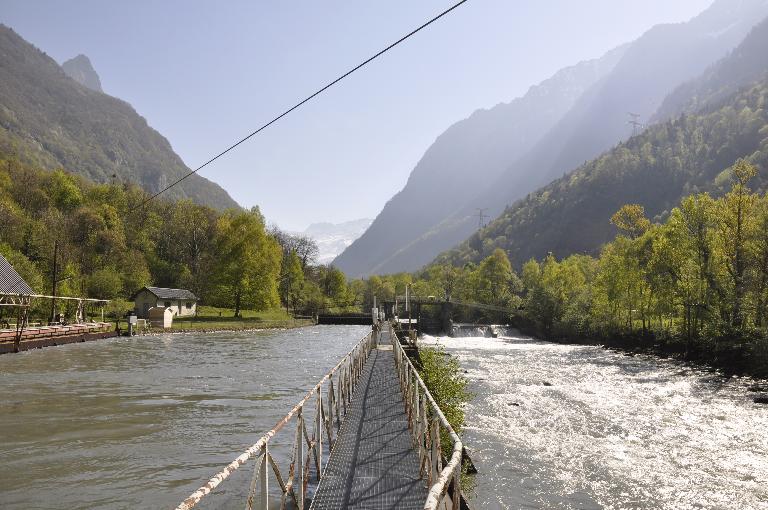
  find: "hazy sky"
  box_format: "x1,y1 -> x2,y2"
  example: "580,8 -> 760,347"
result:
1,0 -> 713,230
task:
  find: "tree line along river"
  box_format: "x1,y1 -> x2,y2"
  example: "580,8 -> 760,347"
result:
1,326 -> 766,509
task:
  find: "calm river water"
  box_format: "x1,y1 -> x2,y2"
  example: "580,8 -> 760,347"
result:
0,325 -> 368,509
422,333 -> 768,510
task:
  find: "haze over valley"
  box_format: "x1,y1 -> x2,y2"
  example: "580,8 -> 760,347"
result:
2,2 -> 768,509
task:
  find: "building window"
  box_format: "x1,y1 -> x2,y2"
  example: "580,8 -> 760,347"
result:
164,301 -> 171,307
186,302 -> 192,309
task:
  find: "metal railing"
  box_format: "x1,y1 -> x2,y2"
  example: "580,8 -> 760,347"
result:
174,331 -> 375,510
392,330 -> 463,510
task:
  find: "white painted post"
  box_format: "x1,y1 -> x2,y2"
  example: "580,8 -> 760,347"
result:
405,285 -> 409,312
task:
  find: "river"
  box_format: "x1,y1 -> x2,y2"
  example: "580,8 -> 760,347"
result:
0,325 -> 368,510
421,332 -> 768,509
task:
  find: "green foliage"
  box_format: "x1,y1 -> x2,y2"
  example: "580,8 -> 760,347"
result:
504,160 -> 768,367
279,250 -> 305,313
347,250 -> 522,325
385,158 -> 768,374
0,25 -> 237,210
87,267 -> 123,299
417,346 -> 471,434
611,204 -> 651,239
48,170 -> 84,211
435,79 -> 768,270
210,208 -> 281,316
0,155 -> 353,323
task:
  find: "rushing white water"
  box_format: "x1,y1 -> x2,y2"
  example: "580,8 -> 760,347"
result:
421,333 -> 768,510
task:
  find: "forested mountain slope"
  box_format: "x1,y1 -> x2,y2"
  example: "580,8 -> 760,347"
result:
436,8 -> 768,268
337,0 -> 768,277
332,47 -> 626,278
0,25 -> 238,210
435,76 -> 768,268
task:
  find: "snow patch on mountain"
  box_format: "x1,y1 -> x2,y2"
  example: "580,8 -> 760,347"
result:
298,219 -> 372,265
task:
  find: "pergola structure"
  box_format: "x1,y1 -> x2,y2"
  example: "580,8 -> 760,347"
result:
0,254 -> 109,353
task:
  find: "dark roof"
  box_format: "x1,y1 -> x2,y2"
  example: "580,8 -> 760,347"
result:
136,286 -> 198,301
0,254 -> 34,296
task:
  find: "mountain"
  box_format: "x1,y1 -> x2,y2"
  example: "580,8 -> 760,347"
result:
0,25 -> 238,210
435,16 -> 768,268
333,47 -> 626,277
653,15 -> 768,121
300,219 -> 372,265
336,0 -> 768,278
61,54 -> 102,92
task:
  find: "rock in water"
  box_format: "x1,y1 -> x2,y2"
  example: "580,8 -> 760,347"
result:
61,54 -> 103,92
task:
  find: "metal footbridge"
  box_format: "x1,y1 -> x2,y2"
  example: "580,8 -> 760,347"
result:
175,323 -> 464,510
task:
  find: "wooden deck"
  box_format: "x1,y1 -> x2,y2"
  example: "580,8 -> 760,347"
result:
0,322 -> 115,354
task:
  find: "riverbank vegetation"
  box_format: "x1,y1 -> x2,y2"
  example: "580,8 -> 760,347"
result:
416,345 -> 471,434
515,159 -> 768,377
169,306 -> 313,332
410,343 -> 474,492
0,153 -> 358,323
378,159 -> 768,378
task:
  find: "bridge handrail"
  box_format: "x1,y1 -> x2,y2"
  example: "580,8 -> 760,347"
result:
174,331 -> 375,510
391,329 -> 463,510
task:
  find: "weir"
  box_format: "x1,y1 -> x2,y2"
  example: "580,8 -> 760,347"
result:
175,323 -> 464,510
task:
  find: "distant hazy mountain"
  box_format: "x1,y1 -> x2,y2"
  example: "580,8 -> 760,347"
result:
335,0 -> 768,278
333,46 -> 626,277
61,54 -> 102,92
300,219 -> 372,265
436,11 -> 768,268
654,14 -> 768,122
0,25 -> 238,210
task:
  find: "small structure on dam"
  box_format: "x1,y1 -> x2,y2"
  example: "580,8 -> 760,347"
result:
383,293 -> 518,337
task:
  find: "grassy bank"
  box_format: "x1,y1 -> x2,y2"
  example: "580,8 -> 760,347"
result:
169,306 -> 314,332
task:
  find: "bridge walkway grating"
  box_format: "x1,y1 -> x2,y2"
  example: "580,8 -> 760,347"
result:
310,327 -> 428,509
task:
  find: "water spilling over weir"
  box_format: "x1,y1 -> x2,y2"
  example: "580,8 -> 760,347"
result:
422,332 -> 768,509
450,323 -> 516,338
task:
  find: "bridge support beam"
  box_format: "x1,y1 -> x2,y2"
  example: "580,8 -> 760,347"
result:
440,301 -> 453,336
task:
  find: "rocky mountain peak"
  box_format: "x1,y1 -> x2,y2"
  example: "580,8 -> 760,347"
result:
61,54 -> 102,92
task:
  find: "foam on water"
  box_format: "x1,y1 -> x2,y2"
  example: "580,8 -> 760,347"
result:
421,334 -> 768,509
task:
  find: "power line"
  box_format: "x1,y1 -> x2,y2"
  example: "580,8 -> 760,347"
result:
131,0 -> 470,212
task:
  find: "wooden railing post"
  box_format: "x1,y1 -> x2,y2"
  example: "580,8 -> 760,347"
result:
316,387 -> 323,480
296,410 -> 304,510
260,443 -> 268,510
452,465 -> 461,510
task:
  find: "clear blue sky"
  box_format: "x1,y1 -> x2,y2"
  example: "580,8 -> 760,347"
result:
1,0 -> 713,230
